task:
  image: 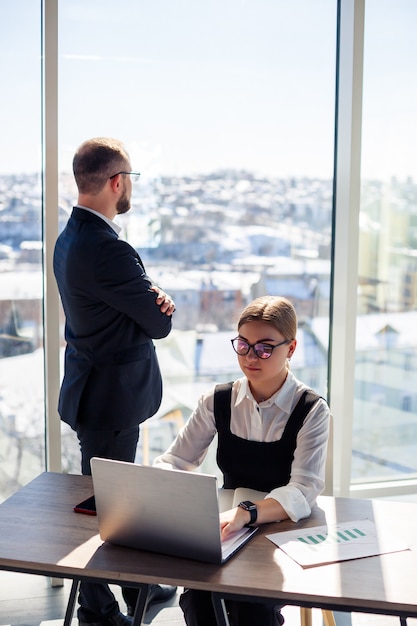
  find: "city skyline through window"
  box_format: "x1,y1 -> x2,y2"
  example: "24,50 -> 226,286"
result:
1,1 -> 417,500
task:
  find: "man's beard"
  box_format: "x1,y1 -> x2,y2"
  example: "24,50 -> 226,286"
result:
116,186 -> 131,215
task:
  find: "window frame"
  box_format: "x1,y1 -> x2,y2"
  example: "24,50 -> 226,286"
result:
41,0 -> 417,497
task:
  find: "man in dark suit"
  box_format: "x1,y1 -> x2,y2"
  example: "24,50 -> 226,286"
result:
53,137 -> 176,626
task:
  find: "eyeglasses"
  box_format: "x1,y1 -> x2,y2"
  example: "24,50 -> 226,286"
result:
109,171 -> 141,183
231,337 -> 290,359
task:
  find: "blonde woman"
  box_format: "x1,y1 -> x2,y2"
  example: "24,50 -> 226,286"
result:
155,295 -> 330,626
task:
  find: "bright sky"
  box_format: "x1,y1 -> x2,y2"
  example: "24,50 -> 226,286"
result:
1,0 -> 416,180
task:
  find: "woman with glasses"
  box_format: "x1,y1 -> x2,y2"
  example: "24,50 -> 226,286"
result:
154,296 -> 330,626
154,295 -> 330,626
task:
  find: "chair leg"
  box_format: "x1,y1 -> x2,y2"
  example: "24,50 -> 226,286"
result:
300,607 -> 313,626
322,610 -> 337,626
300,607 -> 336,626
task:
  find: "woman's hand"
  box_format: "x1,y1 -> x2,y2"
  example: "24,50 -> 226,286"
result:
220,498 -> 289,540
220,507 -> 251,539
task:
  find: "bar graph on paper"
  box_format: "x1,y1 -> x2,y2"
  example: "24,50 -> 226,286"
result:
297,523 -> 369,549
267,519 -> 409,568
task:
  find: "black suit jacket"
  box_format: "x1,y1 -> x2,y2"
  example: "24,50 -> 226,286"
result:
53,207 -> 172,430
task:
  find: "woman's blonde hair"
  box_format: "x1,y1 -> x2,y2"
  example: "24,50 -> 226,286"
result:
237,295 -> 297,341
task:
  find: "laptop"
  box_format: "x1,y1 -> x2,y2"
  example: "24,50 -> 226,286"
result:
90,457 -> 258,565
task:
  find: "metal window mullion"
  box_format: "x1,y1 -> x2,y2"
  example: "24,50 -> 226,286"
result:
42,0 -> 61,473
330,0 -> 365,497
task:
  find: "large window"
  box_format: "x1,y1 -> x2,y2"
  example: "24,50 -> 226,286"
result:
57,0 -> 336,472
0,1 -> 44,501
352,0 -> 417,485
4,1 -> 417,501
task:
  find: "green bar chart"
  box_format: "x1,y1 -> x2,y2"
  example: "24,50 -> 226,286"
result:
267,519 -> 408,568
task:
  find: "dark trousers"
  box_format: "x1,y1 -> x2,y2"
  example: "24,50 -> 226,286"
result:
76,426 -> 140,622
179,588 -> 284,626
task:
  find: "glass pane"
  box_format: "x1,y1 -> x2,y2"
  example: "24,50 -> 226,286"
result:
0,2 -> 44,500
353,0 -> 417,483
58,0 -> 336,472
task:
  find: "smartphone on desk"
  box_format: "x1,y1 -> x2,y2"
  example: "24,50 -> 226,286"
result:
74,495 -> 96,515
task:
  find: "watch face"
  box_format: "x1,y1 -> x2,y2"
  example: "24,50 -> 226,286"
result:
238,500 -> 258,526
240,500 -> 256,510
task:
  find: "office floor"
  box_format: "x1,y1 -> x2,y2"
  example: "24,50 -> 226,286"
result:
0,571 -> 416,626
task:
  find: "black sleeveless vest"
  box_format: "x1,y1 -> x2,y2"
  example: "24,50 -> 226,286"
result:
214,382 -> 320,492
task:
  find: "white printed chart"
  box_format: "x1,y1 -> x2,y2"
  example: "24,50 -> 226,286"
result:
267,519 -> 409,568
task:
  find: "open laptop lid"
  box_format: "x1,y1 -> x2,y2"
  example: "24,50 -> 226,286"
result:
90,457 -> 257,565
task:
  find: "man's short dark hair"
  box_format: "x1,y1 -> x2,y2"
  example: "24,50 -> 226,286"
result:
73,137 -> 130,195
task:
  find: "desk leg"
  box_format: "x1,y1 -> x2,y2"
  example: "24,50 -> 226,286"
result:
400,618 -> 408,626
132,584 -> 150,626
211,593 -> 230,626
64,579 -> 80,626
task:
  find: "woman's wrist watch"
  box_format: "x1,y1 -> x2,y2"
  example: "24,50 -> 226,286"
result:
238,500 -> 258,525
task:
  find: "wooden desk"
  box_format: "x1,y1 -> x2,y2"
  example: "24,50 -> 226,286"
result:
0,472 -> 416,626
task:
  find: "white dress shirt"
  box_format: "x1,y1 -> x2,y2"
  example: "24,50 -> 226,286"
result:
154,369 -> 330,522
76,204 -> 121,235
